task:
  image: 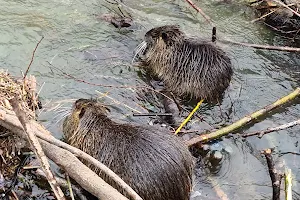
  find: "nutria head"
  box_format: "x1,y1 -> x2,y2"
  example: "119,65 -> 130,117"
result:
63,99 -> 110,146
134,25 -> 233,101
63,99 -> 194,200
144,25 -> 185,47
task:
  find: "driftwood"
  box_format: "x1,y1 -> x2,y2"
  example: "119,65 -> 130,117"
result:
0,107 -> 138,200
186,87 -> 300,146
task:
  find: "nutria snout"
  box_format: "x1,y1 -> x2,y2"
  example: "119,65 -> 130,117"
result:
63,98 -> 194,200
134,25 -> 233,101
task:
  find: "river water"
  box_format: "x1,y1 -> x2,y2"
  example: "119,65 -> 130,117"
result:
1,0 -> 299,199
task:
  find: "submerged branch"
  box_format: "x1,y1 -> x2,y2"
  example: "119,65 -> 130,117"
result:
186,88 -> 300,146
220,40 -> 300,52
242,119 -> 300,138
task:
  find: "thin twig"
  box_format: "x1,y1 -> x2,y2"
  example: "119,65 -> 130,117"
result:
251,9 -> 277,23
185,0 -> 214,26
9,97 -> 66,200
35,169 -> 88,200
47,62 -> 175,103
132,113 -> 173,117
95,90 -> 145,113
220,40 -> 300,52
48,62 -> 146,90
23,36 -> 44,80
66,174 -> 75,200
242,119 -> 300,138
279,152 -> 300,156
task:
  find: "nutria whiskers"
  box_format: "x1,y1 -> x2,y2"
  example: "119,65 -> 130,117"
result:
63,99 -> 194,200
134,25 -> 233,101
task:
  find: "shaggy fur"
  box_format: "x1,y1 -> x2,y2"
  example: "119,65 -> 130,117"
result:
135,25 -> 233,101
63,99 -> 194,200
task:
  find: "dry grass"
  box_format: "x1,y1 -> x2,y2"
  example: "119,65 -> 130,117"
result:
0,70 -> 39,192
0,70 -> 38,118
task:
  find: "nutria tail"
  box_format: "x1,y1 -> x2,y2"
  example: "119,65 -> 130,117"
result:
134,25 -> 233,101
63,99 -> 194,200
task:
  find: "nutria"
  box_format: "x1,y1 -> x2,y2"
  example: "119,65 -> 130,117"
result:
134,25 -> 233,101
253,0 -> 300,39
63,98 -> 194,200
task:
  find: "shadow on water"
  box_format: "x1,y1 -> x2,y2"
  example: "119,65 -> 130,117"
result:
1,0 -> 300,199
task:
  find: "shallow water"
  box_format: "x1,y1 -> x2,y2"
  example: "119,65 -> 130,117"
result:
1,0 -> 300,199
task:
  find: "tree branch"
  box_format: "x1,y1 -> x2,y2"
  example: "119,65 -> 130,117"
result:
9,97 -> 66,200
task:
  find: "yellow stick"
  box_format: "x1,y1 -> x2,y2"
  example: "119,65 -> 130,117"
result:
175,99 -> 204,134
285,168 -> 292,200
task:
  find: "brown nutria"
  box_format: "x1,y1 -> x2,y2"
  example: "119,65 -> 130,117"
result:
63,98 -> 194,200
253,0 -> 300,39
133,25 -> 233,101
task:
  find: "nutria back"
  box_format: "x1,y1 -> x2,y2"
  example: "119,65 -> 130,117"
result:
63,99 -> 194,200
135,25 -> 233,101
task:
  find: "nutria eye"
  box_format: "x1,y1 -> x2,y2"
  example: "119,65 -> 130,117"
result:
161,32 -> 168,41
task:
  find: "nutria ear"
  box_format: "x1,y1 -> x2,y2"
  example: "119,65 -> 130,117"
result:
79,107 -> 86,118
161,32 -> 168,42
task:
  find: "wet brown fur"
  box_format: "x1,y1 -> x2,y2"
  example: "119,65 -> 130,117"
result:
63,99 -> 194,200
139,25 -> 233,101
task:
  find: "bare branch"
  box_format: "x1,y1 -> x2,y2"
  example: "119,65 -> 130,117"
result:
9,97 -> 66,200
23,36 -> 44,80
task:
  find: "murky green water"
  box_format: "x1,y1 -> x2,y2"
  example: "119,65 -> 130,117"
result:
1,0 -> 300,199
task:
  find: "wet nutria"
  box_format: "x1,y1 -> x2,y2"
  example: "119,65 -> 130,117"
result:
63,99 -> 194,200
134,25 -> 233,101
